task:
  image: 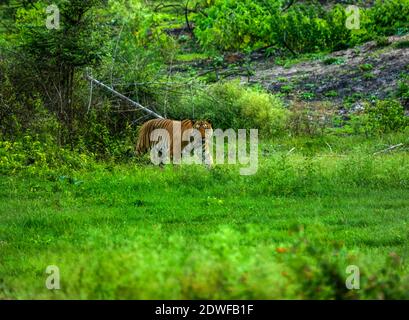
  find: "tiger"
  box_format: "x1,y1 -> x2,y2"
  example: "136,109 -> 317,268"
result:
135,119 -> 213,167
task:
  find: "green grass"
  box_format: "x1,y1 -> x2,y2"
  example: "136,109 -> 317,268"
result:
394,40 -> 409,49
360,63 -> 374,72
1,134 -> 409,299
324,90 -> 339,97
280,84 -> 295,93
323,57 -> 345,66
363,72 -> 376,80
176,53 -> 209,62
275,52 -> 327,69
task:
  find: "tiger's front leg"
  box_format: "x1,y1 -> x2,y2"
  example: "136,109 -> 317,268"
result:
202,138 -> 213,169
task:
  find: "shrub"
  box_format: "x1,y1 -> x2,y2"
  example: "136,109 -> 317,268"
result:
369,0 -> 409,36
276,3 -> 350,54
375,35 -> 390,47
324,90 -> 339,98
194,0 -> 275,51
167,81 -> 289,138
287,101 -> 335,136
0,136 -> 96,175
0,66 -> 60,142
363,72 -> 376,80
394,40 -> 409,49
396,74 -> 409,108
359,63 -> 374,72
194,0 -> 409,54
364,100 -> 408,134
280,84 -> 295,93
323,57 -> 345,65
238,86 -> 289,137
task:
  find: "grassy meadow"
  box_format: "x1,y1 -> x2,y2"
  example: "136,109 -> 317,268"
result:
1,133 -> 408,299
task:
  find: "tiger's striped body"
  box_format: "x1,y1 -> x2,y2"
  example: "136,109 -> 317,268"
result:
135,119 -> 213,166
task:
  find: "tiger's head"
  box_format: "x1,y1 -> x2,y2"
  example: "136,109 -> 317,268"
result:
192,120 -> 213,138
192,120 -> 213,167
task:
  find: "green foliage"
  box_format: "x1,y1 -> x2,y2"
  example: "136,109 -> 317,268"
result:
364,100 -> 408,134
0,65 -> 60,141
360,63 -> 374,72
194,0 -> 409,54
195,0 -> 348,53
342,114 -> 370,135
237,85 -> 289,137
194,0 -> 276,51
324,90 -> 338,97
167,81 -> 289,138
103,0 -> 178,75
78,106 -> 137,160
342,100 -> 408,136
394,40 -> 409,49
0,136 -> 95,175
280,232 -> 409,299
287,101 -> 335,136
1,0 -> 176,158
94,0 -> 181,121
363,72 -> 376,80
396,73 -> 409,107
280,84 -> 295,93
374,35 -> 390,47
276,3 -> 350,54
300,92 -> 316,100
17,0 -> 107,65
368,0 -> 409,36
323,57 -> 345,65
1,0 -> 112,149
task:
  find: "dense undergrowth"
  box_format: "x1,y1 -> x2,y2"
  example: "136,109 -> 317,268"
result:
195,0 -> 409,53
1,0 -> 408,155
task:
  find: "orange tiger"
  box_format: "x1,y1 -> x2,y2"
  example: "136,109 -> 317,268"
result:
135,119 -> 213,166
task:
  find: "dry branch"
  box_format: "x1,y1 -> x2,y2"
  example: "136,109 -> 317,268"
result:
85,74 -> 164,119
373,143 -> 404,155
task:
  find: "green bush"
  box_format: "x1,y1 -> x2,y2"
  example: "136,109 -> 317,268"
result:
287,101 -> 335,136
194,0 -> 409,54
276,3 -> 351,54
396,74 -> 409,108
360,63 -> 374,72
369,0 -> 409,36
239,86 -> 289,137
194,0 -> 274,51
0,136 -> 96,175
374,35 -> 390,47
195,1 -> 349,53
364,100 -> 408,134
394,40 -> 409,49
0,65 -> 60,142
167,81 -> 289,138
342,100 -> 408,135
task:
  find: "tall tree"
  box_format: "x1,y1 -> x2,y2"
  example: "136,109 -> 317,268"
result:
14,0 -> 108,137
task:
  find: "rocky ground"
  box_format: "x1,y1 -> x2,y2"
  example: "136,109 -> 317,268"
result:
172,33 -> 409,115
237,35 -> 409,110
176,35 -> 407,107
